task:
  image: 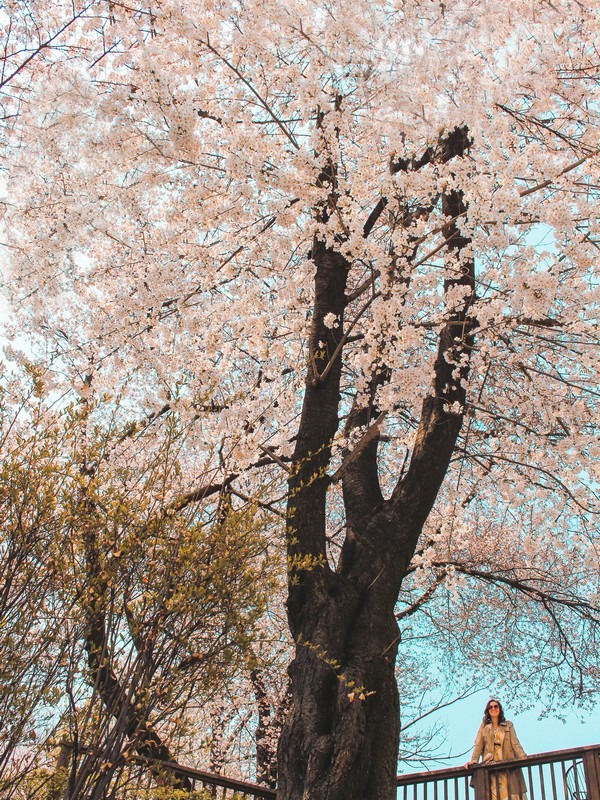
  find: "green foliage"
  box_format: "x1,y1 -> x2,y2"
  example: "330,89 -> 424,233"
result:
0,360 -> 281,798
146,789 -> 247,800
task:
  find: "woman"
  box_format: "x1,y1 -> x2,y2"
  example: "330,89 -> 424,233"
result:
467,699 -> 528,800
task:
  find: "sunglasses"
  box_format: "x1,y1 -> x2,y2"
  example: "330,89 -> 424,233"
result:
488,704 -> 500,710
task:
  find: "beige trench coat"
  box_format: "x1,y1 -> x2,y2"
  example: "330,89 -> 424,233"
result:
471,721 -> 527,796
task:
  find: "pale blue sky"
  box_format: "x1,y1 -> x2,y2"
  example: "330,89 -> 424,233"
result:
399,689 -> 598,773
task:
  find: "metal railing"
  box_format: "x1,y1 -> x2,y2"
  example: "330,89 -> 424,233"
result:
146,743 -> 600,800
396,745 -> 600,800
147,757 -> 277,799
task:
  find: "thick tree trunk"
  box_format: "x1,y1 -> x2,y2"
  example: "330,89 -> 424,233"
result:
278,127 -> 473,799
278,629 -> 401,800
251,668 -> 280,789
278,433 -> 462,800
277,529 -> 406,800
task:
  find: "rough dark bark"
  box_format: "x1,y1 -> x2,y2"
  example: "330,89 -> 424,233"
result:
81,605 -> 192,796
72,503 -> 191,800
251,668 -> 283,789
277,128 -> 474,799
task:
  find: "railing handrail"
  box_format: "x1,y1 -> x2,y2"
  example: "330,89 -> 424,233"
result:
396,743 -> 600,785
138,756 -> 278,798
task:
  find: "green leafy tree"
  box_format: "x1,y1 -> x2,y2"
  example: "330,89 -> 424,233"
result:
0,362 -> 276,798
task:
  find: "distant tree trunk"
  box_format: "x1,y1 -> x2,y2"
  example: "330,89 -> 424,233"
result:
46,738 -> 71,800
277,128 -> 473,799
251,668 -> 281,789
77,500 -> 192,798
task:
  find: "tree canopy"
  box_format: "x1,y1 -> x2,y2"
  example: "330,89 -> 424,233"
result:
1,1 -> 599,798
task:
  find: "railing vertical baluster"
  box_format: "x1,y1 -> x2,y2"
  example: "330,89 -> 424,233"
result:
561,759 -> 570,800
549,758 -> 559,800
574,758 -> 583,800
567,757 -> 575,799
527,763 -> 534,800
583,750 -> 600,800
539,761 -> 547,800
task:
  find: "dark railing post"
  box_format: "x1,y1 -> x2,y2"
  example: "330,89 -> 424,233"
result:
583,751 -> 600,800
472,766 -> 489,800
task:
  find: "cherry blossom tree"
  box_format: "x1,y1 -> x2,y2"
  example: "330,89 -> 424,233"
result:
2,1 -> 600,799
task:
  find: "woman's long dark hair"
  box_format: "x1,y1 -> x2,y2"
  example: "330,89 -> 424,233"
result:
483,698 -> 506,724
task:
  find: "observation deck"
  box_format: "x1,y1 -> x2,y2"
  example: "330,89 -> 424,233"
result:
146,742 -> 600,800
